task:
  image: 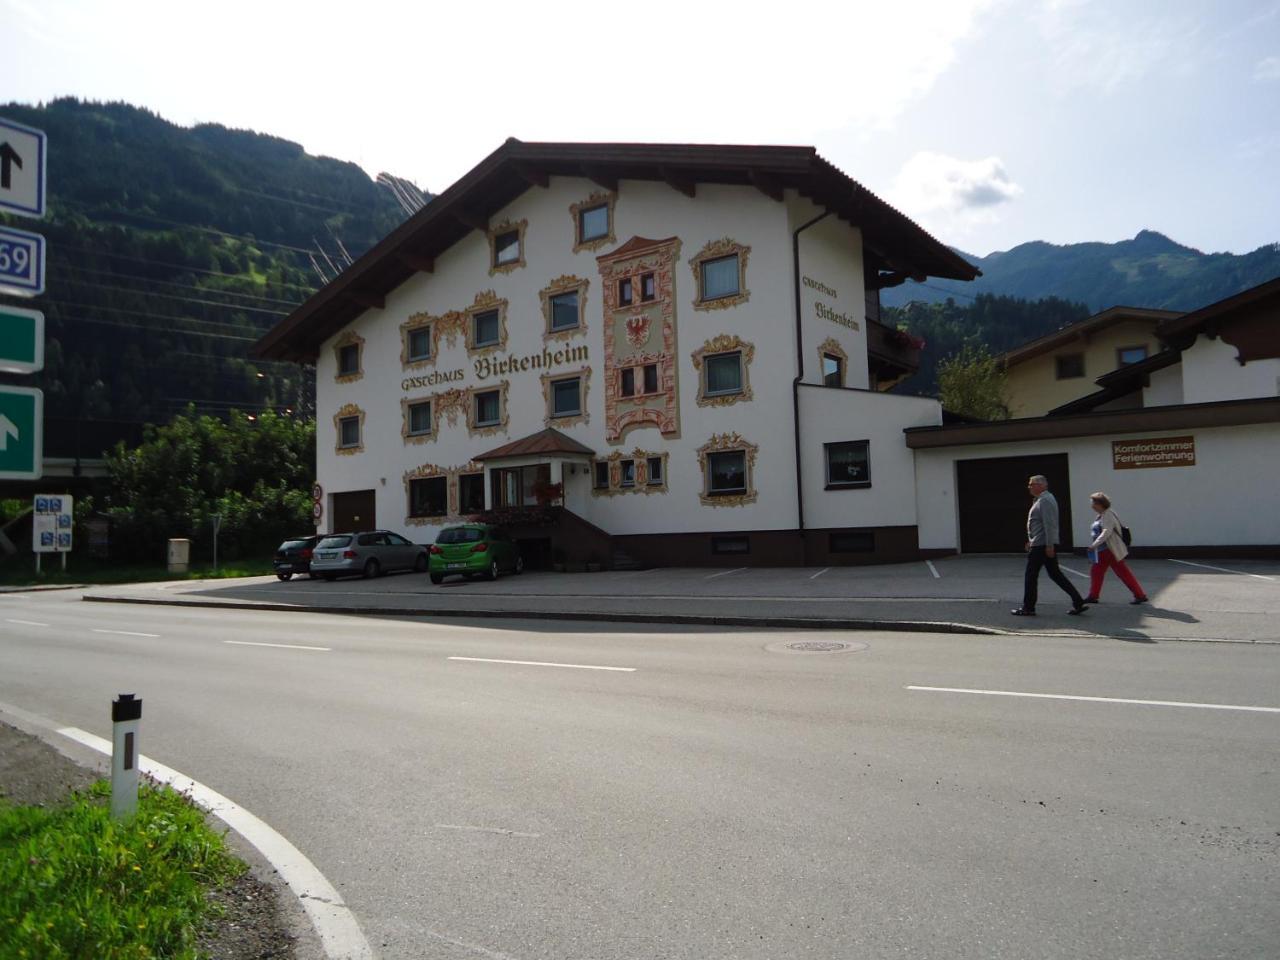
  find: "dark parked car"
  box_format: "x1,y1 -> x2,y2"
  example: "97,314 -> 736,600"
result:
310,530 -> 430,580
429,524 -> 522,584
273,535 -> 321,580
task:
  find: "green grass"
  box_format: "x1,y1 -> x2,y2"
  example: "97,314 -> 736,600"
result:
0,780 -> 245,959
0,558 -> 276,587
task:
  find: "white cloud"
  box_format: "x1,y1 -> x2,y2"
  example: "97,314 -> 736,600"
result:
1255,56 -> 1280,81
889,152 -> 1022,236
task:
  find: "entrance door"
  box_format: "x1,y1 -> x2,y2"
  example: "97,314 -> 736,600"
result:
956,453 -> 1073,553
331,489 -> 376,532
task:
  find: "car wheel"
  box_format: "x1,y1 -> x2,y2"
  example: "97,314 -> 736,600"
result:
322,573 -> 337,582
429,573 -> 444,585
513,556 -> 524,575
363,559 -> 380,579
276,572 -> 293,581
413,553 -> 428,573
487,559 -> 500,581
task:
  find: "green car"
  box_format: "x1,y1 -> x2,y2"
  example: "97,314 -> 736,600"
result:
429,524 -> 523,584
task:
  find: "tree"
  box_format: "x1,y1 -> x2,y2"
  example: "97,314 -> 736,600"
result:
937,344 -> 1010,421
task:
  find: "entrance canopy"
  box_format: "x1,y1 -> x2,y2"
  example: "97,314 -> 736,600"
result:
473,427 -> 595,463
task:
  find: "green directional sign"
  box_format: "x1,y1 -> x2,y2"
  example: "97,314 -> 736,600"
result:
0,304 -> 43,373
0,385 -> 42,480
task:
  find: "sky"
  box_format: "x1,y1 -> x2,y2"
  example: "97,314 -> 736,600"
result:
3,0 -> 1278,257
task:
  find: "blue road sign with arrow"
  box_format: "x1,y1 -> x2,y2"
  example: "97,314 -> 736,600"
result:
0,116 -> 46,219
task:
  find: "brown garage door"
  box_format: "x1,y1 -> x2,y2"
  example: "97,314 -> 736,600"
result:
330,489 -> 376,533
956,453 -> 1073,553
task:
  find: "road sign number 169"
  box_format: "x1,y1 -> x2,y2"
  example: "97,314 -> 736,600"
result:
0,240 -> 31,276
0,226 -> 44,296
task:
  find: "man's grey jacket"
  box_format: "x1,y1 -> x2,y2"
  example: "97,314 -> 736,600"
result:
1027,491 -> 1061,547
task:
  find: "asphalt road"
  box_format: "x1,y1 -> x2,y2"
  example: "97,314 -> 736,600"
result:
2,589 -> 1278,960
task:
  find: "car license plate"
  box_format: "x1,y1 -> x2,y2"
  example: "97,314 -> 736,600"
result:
446,562 -> 466,570
316,551 -> 336,560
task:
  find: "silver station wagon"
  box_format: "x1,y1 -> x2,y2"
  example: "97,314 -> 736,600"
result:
310,530 -> 429,580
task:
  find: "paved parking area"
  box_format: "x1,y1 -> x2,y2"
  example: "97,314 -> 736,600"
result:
80,554 -> 1280,644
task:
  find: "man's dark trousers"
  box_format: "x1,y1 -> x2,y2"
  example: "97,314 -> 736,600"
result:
1023,545 -> 1084,611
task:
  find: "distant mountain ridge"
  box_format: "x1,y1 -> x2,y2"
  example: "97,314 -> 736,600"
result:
882,230 -> 1280,313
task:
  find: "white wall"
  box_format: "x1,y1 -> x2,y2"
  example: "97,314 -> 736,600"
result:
800,386 -> 940,530
316,174 -> 815,541
1180,336 -> 1280,405
788,204 -> 869,389
915,422 -> 1280,550
1143,363 -> 1184,407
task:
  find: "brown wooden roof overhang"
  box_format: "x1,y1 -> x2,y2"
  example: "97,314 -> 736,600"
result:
473,427 -> 595,461
904,396 -> 1280,449
1158,276 -> 1280,349
253,139 -> 980,362
998,306 -> 1182,369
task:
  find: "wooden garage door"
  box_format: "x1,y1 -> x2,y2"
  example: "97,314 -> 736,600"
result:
956,454 -> 1073,553
330,489 -> 376,533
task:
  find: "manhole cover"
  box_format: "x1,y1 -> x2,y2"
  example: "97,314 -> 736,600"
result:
764,639 -> 868,654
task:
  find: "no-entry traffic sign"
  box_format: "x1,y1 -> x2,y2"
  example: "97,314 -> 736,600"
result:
0,385 -> 43,480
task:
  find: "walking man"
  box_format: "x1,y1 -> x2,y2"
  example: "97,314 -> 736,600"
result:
1012,475 -> 1087,617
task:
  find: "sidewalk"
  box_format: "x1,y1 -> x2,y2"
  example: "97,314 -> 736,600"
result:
77,555 -> 1280,644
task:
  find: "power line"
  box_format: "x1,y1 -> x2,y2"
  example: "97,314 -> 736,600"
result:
53,244 -> 319,294
42,313 -> 260,343
41,299 -> 282,330
43,279 -> 293,316
55,199 -> 319,254
55,263 -> 306,307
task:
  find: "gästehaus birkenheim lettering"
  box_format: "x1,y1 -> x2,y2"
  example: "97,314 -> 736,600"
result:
401,368 -> 465,391
815,301 -> 860,331
802,275 -> 838,299
475,344 -> 589,381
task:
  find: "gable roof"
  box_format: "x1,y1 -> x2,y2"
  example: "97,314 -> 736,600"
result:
1158,275 -> 1280,348
253,139 -> 980,361
999,306 -> 1181,368
473,427 -> 595,461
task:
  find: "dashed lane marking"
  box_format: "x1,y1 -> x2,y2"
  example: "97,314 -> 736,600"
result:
5,618 -> 49,627
92,628 -> 160,638
704,567 -> 746,580
907,685 -> 1280,714
224,640 -> 331,651
448,656 -> 636,672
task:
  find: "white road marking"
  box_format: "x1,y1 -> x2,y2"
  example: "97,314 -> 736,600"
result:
926,561 -> 940,579
1059,564 -> 1090,579
705,567 -> 746,580
1169,558 -> 1276,581
92,628 -> 160,638
435,823 -> 542,838
225,640 -> 331,651
809,567 -> 830,580
448,656 -> 636,672
55,726 -> 374,960
5,618 -> 49,626
907,685 -> 1280,714
423,929 -> 524,960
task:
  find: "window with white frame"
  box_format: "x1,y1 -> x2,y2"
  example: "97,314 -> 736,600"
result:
338,416 -> 361,449
646,456 -> 663,485
700,254 -> 740,302
407,401 -> 432,437
549,291 -> 579,332
704,352 -> 743,397
473,310 -> 500,348
825,440 -> 870,488
550,376 -> 582,418
474,389 -> 501,427
707,450 -> 747,495
407,327 -> 432,362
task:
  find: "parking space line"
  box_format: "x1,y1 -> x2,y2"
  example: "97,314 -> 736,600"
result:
448,656 -> 635,672
5,618 -> 49,627
1059,565 -> 1089,579
907,685 -> 1280,714
704,568 -> 746,580
224,640 -> 330,651
926,561 -> 940,579
92,628 -> 160,638
1168,559 -> 1276,582
809,567 -> 829,580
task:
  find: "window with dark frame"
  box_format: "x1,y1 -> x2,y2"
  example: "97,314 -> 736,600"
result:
338,416 -> 360,448
642,363 -> 658,394
409,476 -> 448,518
549,291 -> 579,331
822,353 -> 844,387
1117,345 -> 1148,365
712,535 -> 750,555
338,343 -> 360,376
579,204 -> 609,243
700,254 -> 740,301
474,389 -> 501,426
459,473 -> 485,514
640,273 -> 655,301
618,277 -> 633,306
473,309 -> 500,348
1056,353 -> 1085,379
707,450 -> 747,495
493,230 -> 520,266
825,440 -> 871,488
551,377 -> 581,417
646,456 -> 663,485
704,352 -> 743,396
830,531 -> 875,553
620,459 -> 635,487
594,461 -> 609,489
407,328 -> 431,362
407,401 -> 432,436
620,367 -> 636,397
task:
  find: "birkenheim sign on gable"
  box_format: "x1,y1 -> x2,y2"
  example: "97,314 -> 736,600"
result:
400,343 -> 590,393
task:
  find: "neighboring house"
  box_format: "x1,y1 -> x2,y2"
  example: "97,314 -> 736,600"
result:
907,277 -> 1280,555
999,307 -> 1180,418
254,140 -> 979,567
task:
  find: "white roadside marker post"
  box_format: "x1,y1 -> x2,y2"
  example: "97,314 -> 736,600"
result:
110,693 -> 142,819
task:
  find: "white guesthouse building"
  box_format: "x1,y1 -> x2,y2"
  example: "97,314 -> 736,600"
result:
255,140 -> 979,566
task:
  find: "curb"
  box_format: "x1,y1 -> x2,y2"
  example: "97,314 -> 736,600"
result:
81,593 -> 999,635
